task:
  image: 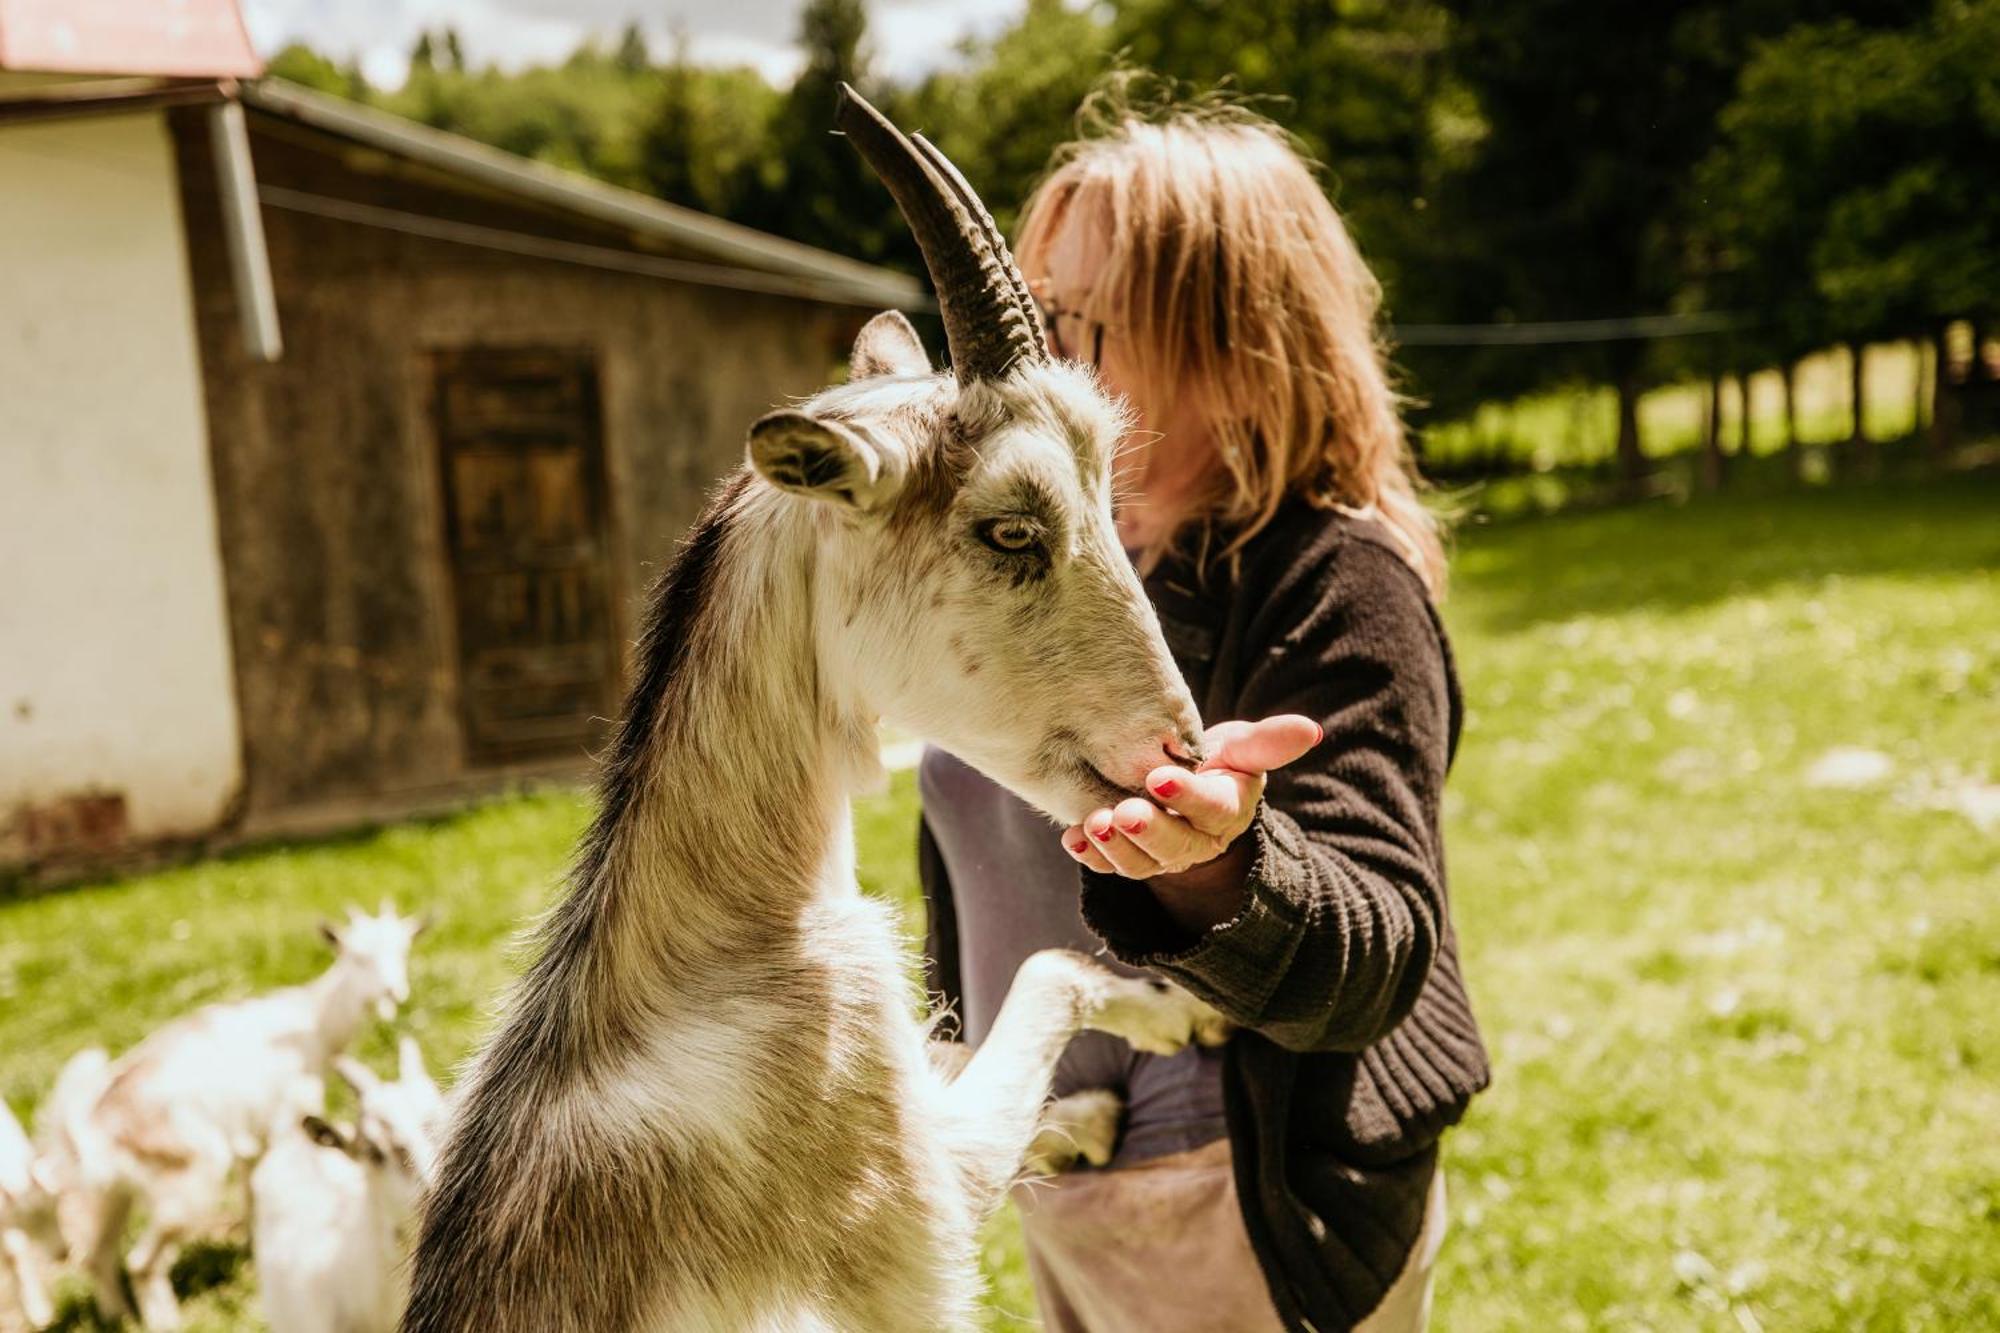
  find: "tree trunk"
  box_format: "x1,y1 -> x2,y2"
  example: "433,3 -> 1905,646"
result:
1734,372 -> 1752,457
1701,370 -> 1725,491
1783,357 -> 1802,477
1615,367 -> 1646,492
1848,340 -> 1867,447
1912,337 -> 1928,433
1929,320 -> 1955,464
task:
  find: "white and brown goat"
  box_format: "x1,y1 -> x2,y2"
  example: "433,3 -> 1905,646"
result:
74,904 -> 425,1328
1,1098 -> 63,1330
404,88 -> 1220,1332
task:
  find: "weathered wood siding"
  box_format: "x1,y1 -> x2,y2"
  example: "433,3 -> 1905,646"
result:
172,108 -> 859,829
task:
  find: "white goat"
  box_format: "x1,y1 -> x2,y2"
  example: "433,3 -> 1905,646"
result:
74,903 -> 426,1328
32,1047 -> 111,1264
1,1099 -> 61,1331
253,1038 -> 446,1333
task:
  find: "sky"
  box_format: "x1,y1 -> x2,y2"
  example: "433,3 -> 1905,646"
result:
239,0 -> 1031,89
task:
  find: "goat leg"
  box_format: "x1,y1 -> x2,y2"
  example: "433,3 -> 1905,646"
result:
933,948 -> 1226,1215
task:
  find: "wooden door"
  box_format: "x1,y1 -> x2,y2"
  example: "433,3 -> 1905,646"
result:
434,348 -> 617,764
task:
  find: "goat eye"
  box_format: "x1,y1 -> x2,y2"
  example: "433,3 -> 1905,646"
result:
977,518 -> 1041,554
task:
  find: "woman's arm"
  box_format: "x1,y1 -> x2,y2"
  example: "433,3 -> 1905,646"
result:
1074,539 -> 1455,1054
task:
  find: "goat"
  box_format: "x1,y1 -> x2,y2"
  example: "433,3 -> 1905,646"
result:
403,88 -> 1225,1333
252,1038 -> 447,1333
31,1047 -> 110,1265
74,903 -> 426,1328
1,1099 -> 61,1330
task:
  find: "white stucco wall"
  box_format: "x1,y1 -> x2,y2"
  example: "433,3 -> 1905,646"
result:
0,109 -> 243,860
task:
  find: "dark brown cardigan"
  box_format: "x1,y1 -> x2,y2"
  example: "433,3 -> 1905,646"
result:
920,499 -> 1490,1330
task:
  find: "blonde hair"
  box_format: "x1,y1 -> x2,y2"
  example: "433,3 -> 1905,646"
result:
1015,91 -> 1447,595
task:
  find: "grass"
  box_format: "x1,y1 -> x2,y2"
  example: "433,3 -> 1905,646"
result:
3,470 -> 1996,1330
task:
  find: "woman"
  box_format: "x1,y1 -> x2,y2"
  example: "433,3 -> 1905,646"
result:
917,93 -> 1489,1333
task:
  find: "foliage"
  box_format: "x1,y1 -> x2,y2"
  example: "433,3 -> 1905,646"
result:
898,0 -> 1117,239
259,1 -> 1994,476
5,473 -> 1997,1329
1700,1 -> 2000,345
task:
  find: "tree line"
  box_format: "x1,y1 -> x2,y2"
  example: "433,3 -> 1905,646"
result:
268,0 -> 2000,486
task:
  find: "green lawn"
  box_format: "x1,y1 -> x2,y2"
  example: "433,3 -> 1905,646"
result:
4,471 -> 1996,1330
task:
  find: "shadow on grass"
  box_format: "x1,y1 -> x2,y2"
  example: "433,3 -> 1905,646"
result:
43,1241 -> 247,1332
1451,464 -> 2000,632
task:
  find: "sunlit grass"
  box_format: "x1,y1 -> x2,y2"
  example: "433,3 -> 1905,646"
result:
2,470 -> 1994,1330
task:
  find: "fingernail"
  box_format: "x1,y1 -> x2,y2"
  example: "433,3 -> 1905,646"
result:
1120,820 -> 1146,834
1091,826 -> 1114,842
1068,839 -> 1089,855
1152,777 -> 1180,797
1311,722 -> 1324,745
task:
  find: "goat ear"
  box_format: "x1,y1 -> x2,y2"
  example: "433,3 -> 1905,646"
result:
748,410 -> 905,511
303,1115 -> 351,1153
332,1056 -> 379,1098
849,310 -> 930,380
397,1036 -> 430,1083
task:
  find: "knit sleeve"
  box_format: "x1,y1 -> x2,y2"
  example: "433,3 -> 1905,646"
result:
1079,536 -> 1453,1053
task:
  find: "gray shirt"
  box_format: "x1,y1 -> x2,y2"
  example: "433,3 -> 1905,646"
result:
917,745 -> 1227,1166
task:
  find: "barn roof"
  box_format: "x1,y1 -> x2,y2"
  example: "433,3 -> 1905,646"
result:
241,79 -> 927,313
0,0 -> 259,78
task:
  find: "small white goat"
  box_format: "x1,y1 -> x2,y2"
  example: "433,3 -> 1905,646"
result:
252,1038 -> 446,1333
74,903 -> 426,1329
1,1098 -> 62,1331
33,1047 -> 111,1263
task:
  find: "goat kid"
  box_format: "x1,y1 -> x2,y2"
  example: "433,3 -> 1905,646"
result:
75,904 -> 426,1329
405,89 -> 1225,1333
1,1099 -> 62,1331
253,1038 -> 447,1333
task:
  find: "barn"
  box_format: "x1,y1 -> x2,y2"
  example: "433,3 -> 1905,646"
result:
0,2 -> 923,878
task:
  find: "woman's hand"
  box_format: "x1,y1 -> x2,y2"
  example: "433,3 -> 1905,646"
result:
1061,715 -> 1323,929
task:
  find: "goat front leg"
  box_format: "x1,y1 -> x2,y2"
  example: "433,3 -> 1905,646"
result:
1021,1089 -> 1125,1177
934,949 -> 1227,1214
2,1225 -> 55,1329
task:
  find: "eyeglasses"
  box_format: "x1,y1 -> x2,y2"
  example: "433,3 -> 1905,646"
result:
1032,290 -> 1105,368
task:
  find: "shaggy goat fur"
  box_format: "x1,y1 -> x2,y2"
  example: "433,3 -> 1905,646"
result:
404,317 -> 1221,1332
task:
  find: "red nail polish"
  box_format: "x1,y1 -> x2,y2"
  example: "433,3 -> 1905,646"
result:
1311,722 -> 1325,745
1091,826 -> 1114,842
1069,840 -> 1089,855
1152,777 -> 1180,797
1121,821 -> 1145,835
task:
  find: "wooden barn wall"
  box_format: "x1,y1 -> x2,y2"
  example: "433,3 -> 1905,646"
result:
171,109 -> 859,825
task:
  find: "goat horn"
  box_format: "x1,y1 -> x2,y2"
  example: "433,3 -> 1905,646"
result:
909,132 -> 1047,356
834,84 -> 1046,383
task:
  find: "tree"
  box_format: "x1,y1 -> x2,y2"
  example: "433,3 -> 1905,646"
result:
1703,3 -> 2000,456
639,29 -> 699,209
267,43 -> 359,97
740,0 -> 902,265
1431,1 -> 1915,487
615,22 -> 649,75
901,0 -> 1115,237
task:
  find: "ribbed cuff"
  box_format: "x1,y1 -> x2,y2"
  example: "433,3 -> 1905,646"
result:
1079,803 -> 1309,1015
